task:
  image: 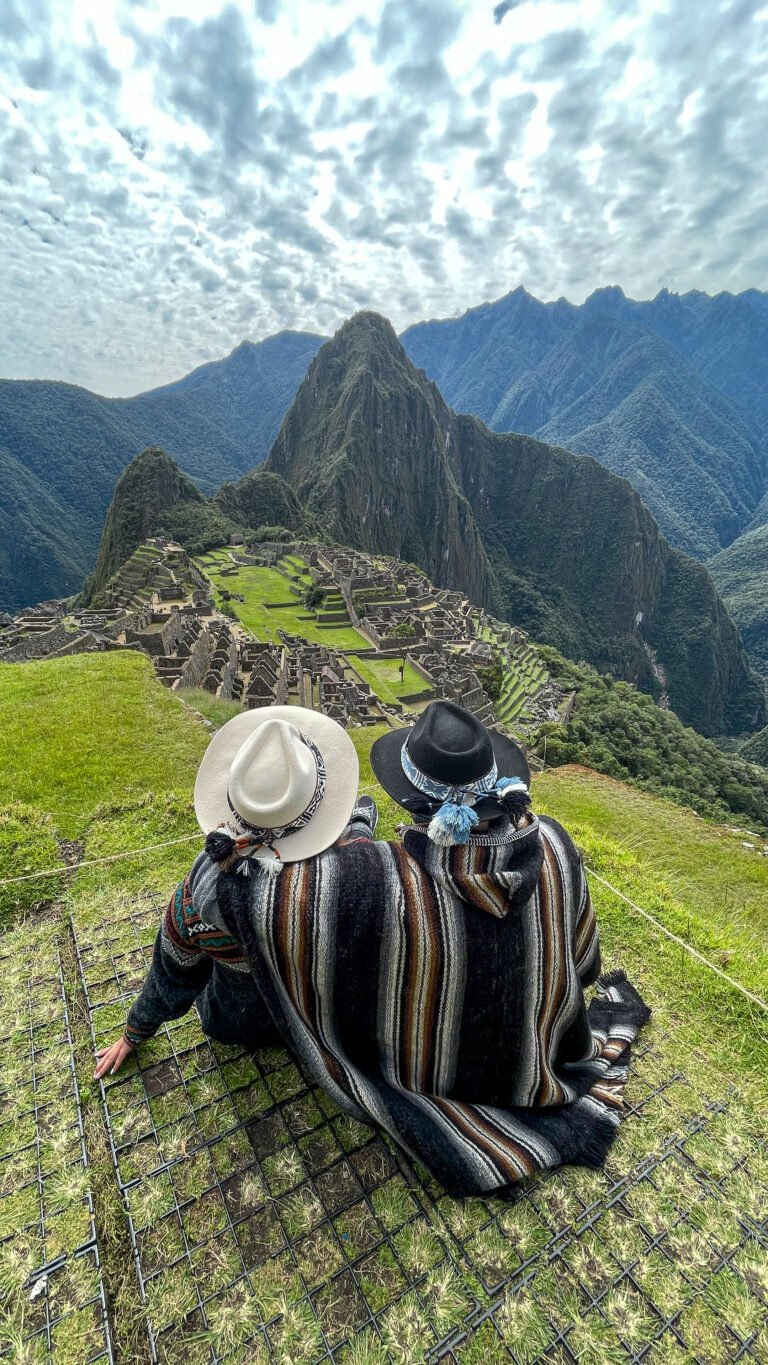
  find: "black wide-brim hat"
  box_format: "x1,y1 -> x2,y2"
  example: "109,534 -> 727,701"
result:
371,699 -> 531,821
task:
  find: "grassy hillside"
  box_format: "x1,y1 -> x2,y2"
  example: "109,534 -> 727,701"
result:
1,656 -> 766,1363
0,651 -> 208,837
535,766 -> 768,1028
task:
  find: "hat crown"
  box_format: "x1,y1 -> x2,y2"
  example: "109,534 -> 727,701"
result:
228,719 -> 318,830
408,701 -> 494,787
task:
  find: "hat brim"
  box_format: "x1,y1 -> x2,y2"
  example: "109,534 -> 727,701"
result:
370,723 -> 530,820
195,706 -> 359,862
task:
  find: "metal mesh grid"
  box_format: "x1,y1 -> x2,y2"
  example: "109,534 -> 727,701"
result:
0,1245 -> 113,1363
0,944 -> 95,1271
74,898 -> 768,1364
0,929 -> 114,1363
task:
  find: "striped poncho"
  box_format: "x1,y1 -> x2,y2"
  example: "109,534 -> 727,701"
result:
212,814 -> 650,1196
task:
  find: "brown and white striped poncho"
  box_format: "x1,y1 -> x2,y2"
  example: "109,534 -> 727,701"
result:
216,814 -> 650,1197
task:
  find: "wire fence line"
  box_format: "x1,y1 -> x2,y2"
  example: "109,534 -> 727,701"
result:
1,832 -> 766,1013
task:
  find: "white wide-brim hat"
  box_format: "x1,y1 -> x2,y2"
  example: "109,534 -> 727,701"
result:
194,706 -> 359,862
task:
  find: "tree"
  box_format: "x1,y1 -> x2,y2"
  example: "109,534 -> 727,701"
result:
477,651 -> 504,703
304,583 -> 325,610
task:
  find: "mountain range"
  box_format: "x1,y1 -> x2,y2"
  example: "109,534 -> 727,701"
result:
0,331 -> 322,609
88,312 -> 765,739
4,284 -> 768,693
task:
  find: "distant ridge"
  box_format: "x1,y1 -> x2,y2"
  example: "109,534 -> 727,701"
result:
264,311 -> 764,736
0,331 -> 322,611
3,284 -> 768,638
401,286 -> 768,560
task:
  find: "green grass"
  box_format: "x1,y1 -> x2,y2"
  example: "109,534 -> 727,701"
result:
347,655 -> 428,707
197,558 -> 367,649
177,687 -> 245,729
0,653 -> 208,837
534,765 -> 768,1013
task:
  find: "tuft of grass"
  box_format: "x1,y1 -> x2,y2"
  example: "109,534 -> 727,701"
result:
176,687 -> 245,730
496,1288 -> 554,1362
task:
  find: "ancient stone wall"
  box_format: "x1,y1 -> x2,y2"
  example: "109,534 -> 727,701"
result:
0,623 -> 73,664
178,631 -> 216,689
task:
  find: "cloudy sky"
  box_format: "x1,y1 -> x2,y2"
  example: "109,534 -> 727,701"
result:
1,0 -> 767,395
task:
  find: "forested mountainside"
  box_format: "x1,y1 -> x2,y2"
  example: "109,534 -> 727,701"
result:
739,723 -> 768,767
263,312 -> 763,736
401,286 -> 768,561
708,522 -> 768,684
86,454 -> 308,602
0,331 -> 321,610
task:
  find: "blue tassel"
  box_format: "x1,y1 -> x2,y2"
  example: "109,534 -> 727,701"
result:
427,800 -> 479,846
494,778 -> 528,798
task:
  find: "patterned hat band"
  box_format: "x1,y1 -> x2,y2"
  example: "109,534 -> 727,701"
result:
401,740 -> 529,846
401,742 -> 502,806
227,731 -> 327,847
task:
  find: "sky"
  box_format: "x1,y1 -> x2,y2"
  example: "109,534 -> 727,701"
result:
1,0 -> 767,396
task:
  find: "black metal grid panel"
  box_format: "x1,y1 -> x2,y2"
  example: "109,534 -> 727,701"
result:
73,901 -> 768,1365
74,902 -> 486,1364
0,1244 -> 113,1363
0,943 -> 96,1273
437,1098 -> 768,1364
0,929 -> 115,1364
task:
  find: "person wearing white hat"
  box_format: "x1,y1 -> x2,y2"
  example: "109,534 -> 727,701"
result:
94,707 -> 366,1079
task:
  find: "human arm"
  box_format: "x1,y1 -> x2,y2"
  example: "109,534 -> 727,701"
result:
93,853 -> 217,1078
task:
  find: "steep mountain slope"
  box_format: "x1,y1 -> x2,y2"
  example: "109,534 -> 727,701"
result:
128,331 -> 324,479
85,447 -> 235,602
402,290 -> 768,561
739,723 -> 768,766
0,446 -> 92,608
0,331 -> 322,610
583,286 -> 768,447
708,523 -> 768,682
266,312 -> 496,607
265,312 -> 764,735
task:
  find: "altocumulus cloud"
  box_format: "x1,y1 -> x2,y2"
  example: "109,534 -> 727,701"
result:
0,0 -> 766,393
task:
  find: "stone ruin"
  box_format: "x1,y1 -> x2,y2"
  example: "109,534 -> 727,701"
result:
1,536 -> 558,739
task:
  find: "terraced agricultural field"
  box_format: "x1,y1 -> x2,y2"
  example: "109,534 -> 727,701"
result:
197,555 -> 368,650
347,654 -> 429,708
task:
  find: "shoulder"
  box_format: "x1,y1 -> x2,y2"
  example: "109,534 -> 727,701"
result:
537,815 -> 582,875
186,850 -> 225,920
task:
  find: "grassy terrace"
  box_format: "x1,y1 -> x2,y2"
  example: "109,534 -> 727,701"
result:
347,655 -> 429,709
1,654 -> 767,1362
197,553 -> 367,650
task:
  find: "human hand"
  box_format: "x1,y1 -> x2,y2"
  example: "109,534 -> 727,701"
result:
94,1036 -> 135,1080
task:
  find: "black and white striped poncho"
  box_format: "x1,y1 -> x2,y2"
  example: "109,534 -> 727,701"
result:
217,815 -> 650,1196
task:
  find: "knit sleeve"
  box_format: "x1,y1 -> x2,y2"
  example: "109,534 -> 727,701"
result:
574,854 -> 601,986
124,860 -> 215,1046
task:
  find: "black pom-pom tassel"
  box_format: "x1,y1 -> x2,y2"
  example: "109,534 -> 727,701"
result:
205,831 -> 236,863
500,789 -> 531,829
